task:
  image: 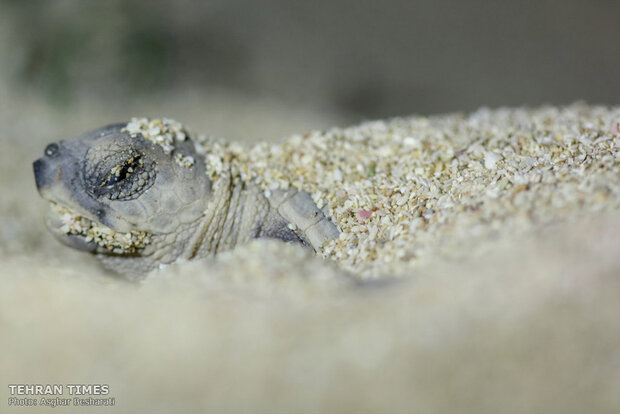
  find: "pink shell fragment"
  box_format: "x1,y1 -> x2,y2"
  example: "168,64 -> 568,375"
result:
358,209 -> 373,219
610,122 -> 619,136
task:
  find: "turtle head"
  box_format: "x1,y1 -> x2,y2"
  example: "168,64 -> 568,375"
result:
33,119 -> 212,257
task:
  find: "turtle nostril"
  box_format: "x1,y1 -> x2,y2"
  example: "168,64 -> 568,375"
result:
45,143 -> 60,158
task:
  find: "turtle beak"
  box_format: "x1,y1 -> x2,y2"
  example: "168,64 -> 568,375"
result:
33,157 -> 58,196
33,158 -> 49,190
33,141 -> 100,223
33,142 -> 65,198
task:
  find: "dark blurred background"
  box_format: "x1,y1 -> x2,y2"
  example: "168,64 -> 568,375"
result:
0,0 -> 618,139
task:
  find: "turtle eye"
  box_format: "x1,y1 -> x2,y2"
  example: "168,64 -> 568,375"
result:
104,156 -> 143,186
84,147 -> 156,201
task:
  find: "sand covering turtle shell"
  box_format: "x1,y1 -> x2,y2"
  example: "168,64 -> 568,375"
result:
189,104 -> 620,278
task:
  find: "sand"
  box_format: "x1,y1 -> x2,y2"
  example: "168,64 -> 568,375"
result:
1,100 -> 619,413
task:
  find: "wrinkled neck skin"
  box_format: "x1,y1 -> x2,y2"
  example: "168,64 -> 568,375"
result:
98,171 -> 273,278
184,173 -> 271,261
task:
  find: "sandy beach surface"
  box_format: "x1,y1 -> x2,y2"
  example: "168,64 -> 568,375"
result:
1,98 -> 619,413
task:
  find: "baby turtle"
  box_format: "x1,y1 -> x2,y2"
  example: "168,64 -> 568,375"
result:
33,119 -> 339,276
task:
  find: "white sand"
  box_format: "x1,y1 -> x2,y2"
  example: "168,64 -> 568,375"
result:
1,100 -> 619,413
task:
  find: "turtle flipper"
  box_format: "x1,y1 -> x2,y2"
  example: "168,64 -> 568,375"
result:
266,189 -> 340,251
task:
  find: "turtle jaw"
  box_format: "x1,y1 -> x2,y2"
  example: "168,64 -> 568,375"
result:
44,201 -> 99,252
43,200 -> 153,255
34,159 -> 154,255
